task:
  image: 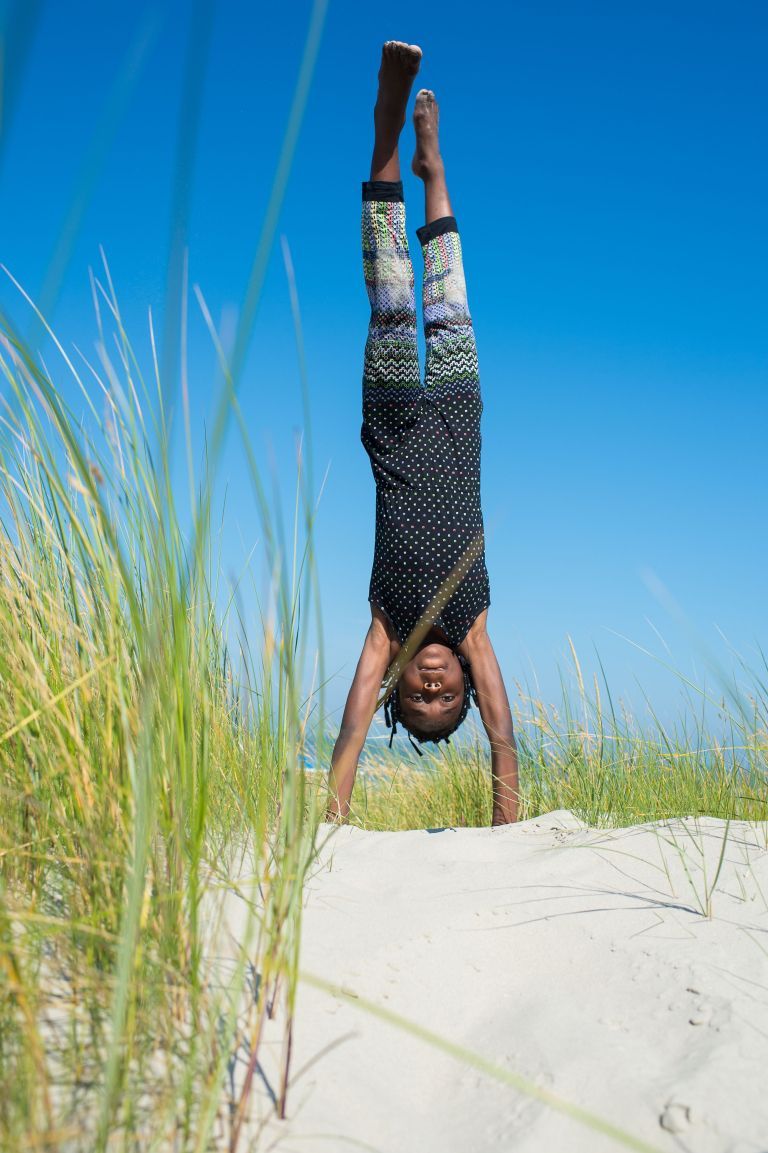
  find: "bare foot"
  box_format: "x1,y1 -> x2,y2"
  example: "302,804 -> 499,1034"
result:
412,89 -> 443,181
370,41 -> 422,180
374,41 -> 422,137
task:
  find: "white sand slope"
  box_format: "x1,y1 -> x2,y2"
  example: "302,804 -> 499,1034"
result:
231,812 -> 768,1153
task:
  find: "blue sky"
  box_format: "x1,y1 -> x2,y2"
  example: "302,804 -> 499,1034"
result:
1,0 -> 766,729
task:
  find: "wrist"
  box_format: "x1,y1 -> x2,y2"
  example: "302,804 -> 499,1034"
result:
325,805 -> 349,824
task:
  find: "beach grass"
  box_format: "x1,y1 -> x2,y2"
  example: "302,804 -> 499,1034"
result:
0,263 -> 323,1150
0,4 -> 331,1147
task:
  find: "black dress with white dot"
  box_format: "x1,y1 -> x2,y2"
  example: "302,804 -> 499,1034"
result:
360,180 -> 490,652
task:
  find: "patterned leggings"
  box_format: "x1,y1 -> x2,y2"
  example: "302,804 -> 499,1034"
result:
361,180 -> 480,405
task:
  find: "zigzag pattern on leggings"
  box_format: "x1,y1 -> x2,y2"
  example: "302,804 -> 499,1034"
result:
361,199 -> 421,397
422,229 -> 480,398
362,199 -> 481,404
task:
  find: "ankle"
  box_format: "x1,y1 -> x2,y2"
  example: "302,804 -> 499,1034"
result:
418,155 -> 444,182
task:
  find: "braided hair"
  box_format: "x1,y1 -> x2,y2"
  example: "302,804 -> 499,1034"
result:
382,652 -> 478,756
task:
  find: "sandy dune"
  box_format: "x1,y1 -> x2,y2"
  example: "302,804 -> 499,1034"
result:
226,811 -> 768,1152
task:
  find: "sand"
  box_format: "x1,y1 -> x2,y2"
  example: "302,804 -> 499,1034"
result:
221,812 -> 768,1152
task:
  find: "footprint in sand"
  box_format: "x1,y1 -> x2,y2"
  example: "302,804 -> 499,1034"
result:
659,1100 -> 692,1133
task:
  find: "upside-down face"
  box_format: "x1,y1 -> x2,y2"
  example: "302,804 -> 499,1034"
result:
397,639 -> 465,741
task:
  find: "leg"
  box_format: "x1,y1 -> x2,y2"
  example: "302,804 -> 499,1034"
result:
412,91 -> 480,397
370,41 -> 422,182
362,43 -> 423,408
361,191 -> 420,401
411,88 -> 452,223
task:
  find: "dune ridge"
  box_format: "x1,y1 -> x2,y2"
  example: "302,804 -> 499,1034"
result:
220,811 -> 768,1152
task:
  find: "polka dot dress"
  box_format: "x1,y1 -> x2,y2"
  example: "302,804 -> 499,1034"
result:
359,181 -> 490,650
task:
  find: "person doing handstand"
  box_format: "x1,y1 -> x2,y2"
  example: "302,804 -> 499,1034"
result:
326,42 -> 519,826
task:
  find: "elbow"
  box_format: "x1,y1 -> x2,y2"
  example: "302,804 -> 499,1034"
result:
483,711 -> 516,745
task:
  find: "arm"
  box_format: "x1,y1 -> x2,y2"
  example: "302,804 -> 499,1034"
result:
460,612 -> 520,824
325,606 -> 394,822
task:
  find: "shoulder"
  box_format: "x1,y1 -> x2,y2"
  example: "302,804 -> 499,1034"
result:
369,602 -> 400,661
457,609 -> 490,660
